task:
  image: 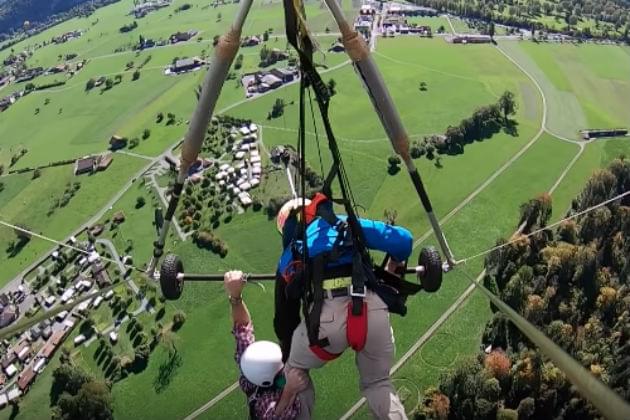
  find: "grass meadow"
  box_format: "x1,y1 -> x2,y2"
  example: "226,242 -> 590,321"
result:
2,0 -> 630,418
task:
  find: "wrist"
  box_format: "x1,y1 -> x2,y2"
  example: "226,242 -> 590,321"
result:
228,294 -> 243,305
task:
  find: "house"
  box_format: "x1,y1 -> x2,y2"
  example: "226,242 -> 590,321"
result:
33,358 -> 46,373
241,36 -> 261,47
172,57 -> 204,73
0,304 -> 18,328
89,224 -> 104,237
1,353 -> 16,370
112,211 -> 126,224
96,153 -> 113,171
29,325 -> 42,341
4,364 -> 17,378
109,135 -> 128,150
328,42 -> 345,53
17,346 -> 31,362
17,367 -> 36,392
261,74 -> 283,89
170,30 -> 197,44
270,68 -> 295,83
74,156 -> 96,175
360,4 -> 375,15
7,388 -> 21,403
95,269 -> 112,288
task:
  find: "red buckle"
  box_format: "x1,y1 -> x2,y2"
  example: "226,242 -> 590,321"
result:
346,302 -> 368,352
309,344 -> 342,361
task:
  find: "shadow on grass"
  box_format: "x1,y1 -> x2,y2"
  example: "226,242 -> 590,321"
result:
153,350 -> 183,394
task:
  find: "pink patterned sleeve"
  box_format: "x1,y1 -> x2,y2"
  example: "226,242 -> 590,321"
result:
233,322 -> 256,394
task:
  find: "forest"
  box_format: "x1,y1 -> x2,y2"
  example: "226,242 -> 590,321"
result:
417,158 -> 630,419
0,0 -> 119,42
411,0 -> 630,40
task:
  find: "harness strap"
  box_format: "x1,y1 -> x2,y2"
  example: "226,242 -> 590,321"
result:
306,254 -> 328,348
346,302 -> 368,352
309,344 -> 342,361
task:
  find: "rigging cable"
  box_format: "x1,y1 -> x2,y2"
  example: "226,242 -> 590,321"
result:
454,190 -> 630,265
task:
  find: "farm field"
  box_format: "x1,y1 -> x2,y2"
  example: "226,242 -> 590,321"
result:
2,0 -> 630,418
499,41 -> 630,140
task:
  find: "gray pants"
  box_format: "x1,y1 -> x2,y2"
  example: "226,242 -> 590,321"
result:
287,290 -> 407,420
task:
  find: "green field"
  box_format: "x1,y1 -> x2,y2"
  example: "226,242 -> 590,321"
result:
499,41 -> 630,139
3,0 -> 630,418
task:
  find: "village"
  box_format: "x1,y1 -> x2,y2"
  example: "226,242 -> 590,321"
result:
0,229 -> 134,408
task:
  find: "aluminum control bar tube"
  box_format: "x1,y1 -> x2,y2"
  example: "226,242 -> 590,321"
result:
177,265 -> 424,281
147,0 -> 254,275
322,0 -> 455,268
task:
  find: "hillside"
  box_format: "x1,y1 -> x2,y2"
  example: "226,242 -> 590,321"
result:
0,0 -> 115,37
417,158 -> 630,419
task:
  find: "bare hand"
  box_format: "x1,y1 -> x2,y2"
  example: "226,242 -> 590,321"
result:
284,368 -> 309,395
224,270 -> 245,297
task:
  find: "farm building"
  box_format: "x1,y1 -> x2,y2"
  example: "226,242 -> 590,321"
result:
97,153 -> 113,171
74,156 -> 96,175
241,36 -> 261,47
17,367 -> 36,392
580,128 -> 628,140
451,34 -> 492,44
172,57 -> 205,73
170,30 -> 198,43
270,68 -> 296,83
0,304 -> 18,327
109,135 -> 128,150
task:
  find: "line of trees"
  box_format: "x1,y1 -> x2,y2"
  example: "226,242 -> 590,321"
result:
119,21 -> 138,33
417,158 -> 630,419
409,91 -> 517,162
410,0 -> 630,41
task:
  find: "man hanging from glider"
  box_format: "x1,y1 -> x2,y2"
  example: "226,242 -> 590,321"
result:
273,194 -> 442,419
224,270 -> 313,419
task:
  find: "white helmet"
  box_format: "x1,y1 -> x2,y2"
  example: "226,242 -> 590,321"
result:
240,341 -> 284,387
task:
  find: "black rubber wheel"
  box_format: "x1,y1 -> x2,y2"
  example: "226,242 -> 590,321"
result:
418,247 -> 442,293
160,254 -> 184,300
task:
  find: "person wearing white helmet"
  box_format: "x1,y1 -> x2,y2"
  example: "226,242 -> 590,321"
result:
225,270 -> 312,419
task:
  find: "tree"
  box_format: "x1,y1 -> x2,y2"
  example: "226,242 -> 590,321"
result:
132,69 -> 140,81
51,364 -> 91,404
32,168 -> 41,179
488,21 -> 496,39
104,78 -> 114,90
498,91 -> 517,122
55,379 -> 113,420
114,74 -> 123,84
263,30 -> 269,42
270,98 -> 285,118
142,128 -> 151,139
327,78 -> 337,96
217,12 -> 222,22
13,224 -> 31,242
234,54 -> 244,70
172,310 -> 186,330
156,112 -> 164,123
212,35 -> 220,47
135,196 -> 146,208
129,137 -> 140,149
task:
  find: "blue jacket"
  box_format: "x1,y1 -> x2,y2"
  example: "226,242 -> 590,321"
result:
277,215 -> 413,274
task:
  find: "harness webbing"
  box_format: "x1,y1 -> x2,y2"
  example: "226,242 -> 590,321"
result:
283,0 -> 372,349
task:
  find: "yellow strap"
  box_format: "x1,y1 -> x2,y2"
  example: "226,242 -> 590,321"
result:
322,278 -> 351,290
